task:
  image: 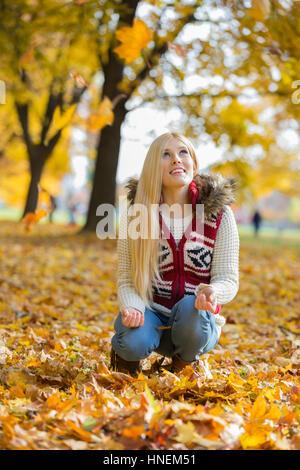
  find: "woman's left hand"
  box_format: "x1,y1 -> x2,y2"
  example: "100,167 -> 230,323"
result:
195,287 -> 217,313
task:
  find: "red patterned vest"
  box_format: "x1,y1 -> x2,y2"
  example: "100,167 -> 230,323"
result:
151,180 -> 224,315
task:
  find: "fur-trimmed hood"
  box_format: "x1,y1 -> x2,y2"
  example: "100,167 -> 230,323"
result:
125,173 -> 239,219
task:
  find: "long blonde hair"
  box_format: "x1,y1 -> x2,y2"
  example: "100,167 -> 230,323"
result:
128,132 -> 199,308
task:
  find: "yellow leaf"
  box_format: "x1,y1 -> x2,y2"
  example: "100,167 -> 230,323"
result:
228,371 -> 246,390
264,403 -> 281,421
240,429 -> 269,449
53,104 -> 77,130
144,384 -> 161,414
25,356 -> 41,367
174,421 -> 195,445
164,419 -> 176,426
250,392 -> 267,420
74,323 -> 90,331
264,389 -> 275,402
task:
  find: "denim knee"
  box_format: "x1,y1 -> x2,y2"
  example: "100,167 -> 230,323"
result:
111,333 -> 151,361
111,312 -> 161,361
171,295 -> 219,361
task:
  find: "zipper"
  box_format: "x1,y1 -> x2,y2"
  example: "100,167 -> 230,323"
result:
175,244 -> 180,301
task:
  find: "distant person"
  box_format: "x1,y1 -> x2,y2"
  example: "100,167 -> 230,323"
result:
49,195 -> 57,223
252,210 -> 262,237
277,220 -> 285,238
68,201 -> 77,226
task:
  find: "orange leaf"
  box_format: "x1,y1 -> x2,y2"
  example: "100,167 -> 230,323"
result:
19,46 -> 34,66
66,420 -> 93,442
114,19 -> 153,64
47,391 -> 61,409
72,72 -> 89,87
280,412 -> 295,425
123,425 -> 144,438
86,97 -> 114,132
54,342 -> 64,352
9,384 -> 25,399
22,185 -> 51,232
167,41 -> 187,57
249,0 -> 271,21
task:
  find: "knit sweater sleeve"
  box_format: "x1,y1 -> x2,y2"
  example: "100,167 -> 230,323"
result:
195,205 -> 240,304
117,210 -> 146,315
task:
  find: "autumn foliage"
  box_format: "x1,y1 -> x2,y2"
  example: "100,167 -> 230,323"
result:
0,222 -> 299,450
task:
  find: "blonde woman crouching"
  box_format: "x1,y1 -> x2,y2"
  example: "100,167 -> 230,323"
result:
110,132 -> 239,376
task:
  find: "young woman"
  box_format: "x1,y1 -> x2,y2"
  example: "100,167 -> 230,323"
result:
110,132 -> 239,376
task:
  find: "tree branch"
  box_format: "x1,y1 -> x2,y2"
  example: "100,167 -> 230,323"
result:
40,82 -> 63,144
126,9 -> 201,98
46,129 -> 62,156
69,84 -> 88,106
15,69 -> 33,154
126,88 -> 292,113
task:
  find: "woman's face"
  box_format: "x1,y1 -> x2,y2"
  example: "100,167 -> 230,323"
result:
161,137 -> 195,189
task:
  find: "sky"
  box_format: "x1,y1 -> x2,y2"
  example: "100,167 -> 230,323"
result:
116,106 -> 224,183
71,105 -> 225,190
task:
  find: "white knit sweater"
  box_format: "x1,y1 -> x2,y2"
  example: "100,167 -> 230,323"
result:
117,205 -> 240,335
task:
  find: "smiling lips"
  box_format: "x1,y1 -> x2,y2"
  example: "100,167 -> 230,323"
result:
170,167 -> 185,175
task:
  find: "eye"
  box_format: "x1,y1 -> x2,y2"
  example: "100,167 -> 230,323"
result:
180,149 -> 188,154
162,151 -> 170,157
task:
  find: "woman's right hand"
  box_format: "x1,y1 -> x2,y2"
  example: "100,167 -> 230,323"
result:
121,307 -> 144,328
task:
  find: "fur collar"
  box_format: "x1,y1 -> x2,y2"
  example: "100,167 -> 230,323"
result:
125,173 -> 238,219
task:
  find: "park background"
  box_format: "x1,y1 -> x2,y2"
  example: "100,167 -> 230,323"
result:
0,0 -> 299,451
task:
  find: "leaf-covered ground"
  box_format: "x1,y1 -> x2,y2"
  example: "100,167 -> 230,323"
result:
0,221 -> 299,450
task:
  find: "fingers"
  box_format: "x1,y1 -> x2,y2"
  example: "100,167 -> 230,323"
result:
131,311 -> 140,328
195,293 -> 216,313
121,309 -> 144,328
138,313 -> 144,327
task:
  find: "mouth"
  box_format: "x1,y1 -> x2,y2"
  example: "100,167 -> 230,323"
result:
169,168 -> 186,175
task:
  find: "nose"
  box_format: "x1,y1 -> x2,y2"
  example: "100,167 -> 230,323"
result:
171,152 -> 182,165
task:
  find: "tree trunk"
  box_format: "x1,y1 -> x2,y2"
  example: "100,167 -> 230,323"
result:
21,147 -> 48,218
82,47 -> 129,232
16,75 -> 84,220
82,101 -> 127,232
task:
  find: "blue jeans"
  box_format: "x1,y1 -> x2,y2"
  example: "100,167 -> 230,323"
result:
111,295 -> 219,363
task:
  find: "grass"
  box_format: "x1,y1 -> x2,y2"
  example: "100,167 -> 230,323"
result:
0,207 -> 85,225
238,224 -> 300,251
